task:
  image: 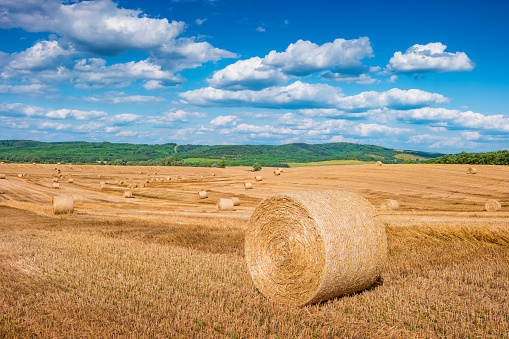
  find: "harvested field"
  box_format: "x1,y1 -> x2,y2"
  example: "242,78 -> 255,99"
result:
0,163 -> 508,337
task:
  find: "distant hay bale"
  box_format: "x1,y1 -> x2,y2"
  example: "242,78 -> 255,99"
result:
380,199 -> 399,211
0,162 -> 4,164
244,182 -> 253,189
139,183 -> 145,188
123,191 -> 134,198
198,190 -> 208,199
217,198 -> 234,211
245,190 -> 387,306
485,199 -> 501,212
119,180 -> 124,185
255,175 -> 262,181
376,161 -> 383,166
278,168 -> 284,172
57,162 -> 60,165
32,162 -> 36,165
53,177 -> 59,182
72,195 -> 84,203
167,176 -> 171,180
212,173 -> 216,176
133,183 -> 138,188
231,197 -> 240,206
53,183 -> 60,189
467,167 -> 477,174
98,174 -> 101,178
52,195 -> 73,215
145,179 -> 150,183
0,174 -> 5,179
68,178 -> 74,183
18,174 -> 23,178
274,170 -> 281,176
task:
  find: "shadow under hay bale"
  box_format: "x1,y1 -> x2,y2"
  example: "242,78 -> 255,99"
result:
245,190 -> 387,306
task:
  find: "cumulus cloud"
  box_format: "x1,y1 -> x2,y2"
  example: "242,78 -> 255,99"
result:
107,113 -> 142,125
329,135 -> 359,143
0,84 -> 48,94
0,102 -> 46,116
322,72 -> 377,85
210,115 -> 239,126
388,42 -> 475,73
84,92 -> 166,104
142,80 -> 167,90
181,82 -> 448,110
6,40 -> 75,71
46,108 -> 107,120
154,110 -> 207,123
461,131 -> 481,140
195,18 -> 207,25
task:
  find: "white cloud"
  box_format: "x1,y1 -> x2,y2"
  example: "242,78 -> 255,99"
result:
115,131 -> 139,137
329,135 -> 359,143
0,84 -> 48,94
46,108 -> 107,120
84,92 -> 165,104
158,110 -> 207,123
461,131 -> 481,140
0,102 -> 45,116
256,26 -> 265,32
387,75 -> 398,83
181,82 -> 448,110
388,42 -> 475,73
7,40 -> 74,71
207,57 -> 289,90
195,18 -> 207,25
107,113 -> 142,125
321,72 -> 376,84
210,115 -> 239,126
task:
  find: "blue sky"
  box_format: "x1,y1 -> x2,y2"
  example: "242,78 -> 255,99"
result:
0,0 -> 508,153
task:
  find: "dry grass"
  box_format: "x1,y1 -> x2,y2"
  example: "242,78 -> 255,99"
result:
1,205 -> 508,338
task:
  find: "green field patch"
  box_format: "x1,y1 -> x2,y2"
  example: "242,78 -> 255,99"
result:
394,153 -> 429,161
183,158 -> 222,163
287,160 -> 372,167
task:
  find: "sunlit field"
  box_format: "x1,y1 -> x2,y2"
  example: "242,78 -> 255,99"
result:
1,163 -> 508,338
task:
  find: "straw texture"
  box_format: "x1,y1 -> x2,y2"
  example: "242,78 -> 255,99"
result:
0,174 -> 5,179
124,191 -> 134,198
255,175 -> 262,181
72,195 -> 84,203
231,197 -> 240,206
380,199 -> 399,211
467,167 -> 477,174
376,161 -> 383,166
245,190 -> 387,306
245,182 -> 253,189
53,195 -> 74,215
485,199 -> 501,212
217,198 -> 234,211
198,190 -> 208,199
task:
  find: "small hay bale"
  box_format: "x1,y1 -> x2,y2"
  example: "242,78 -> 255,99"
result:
123,191 -> 133,198
198,190 -> 208,199
32,162 -> 36,165
212,173 -> 216,176
119,180 -> 124,185
18,174 -> 23,178
53,183 -> 60,189
376,161 -> 383,166
139,183 -> 145,188
231,197 -> 240,206
57,162 -> 60,165
72,195 -> 84,203
467,167 -> 477,174
278,168 -> 284,172
53,195 -> 73,215
167,176 -> 171,180
485,199 -> 501,212
255,175 -> 262,181
0,174 -> 5,179
380,199 -> 399,211
244,182 -> 253,189
145,179 -> 150,183
98,174 -> 102,178
133,183 -> 138,188
274,170 -> 281,176
0,162 -> 4,164
245,190 -> 387,306
68,178 -> 74,183
217,198 -> 234,211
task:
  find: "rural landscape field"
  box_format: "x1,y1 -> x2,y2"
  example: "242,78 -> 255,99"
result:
1,162 -> 508,338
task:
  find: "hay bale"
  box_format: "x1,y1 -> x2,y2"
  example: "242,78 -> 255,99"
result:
167,176 -> 171,180
53,195 -> 73,215
278,168 -> 284,172
198,190 -> 208,199
376,161 -> 383,166
274,170 -> 281,176
467,167 -> 477,174
123,191 -> 134,198
380,199 -> 399,211
68,178 -> 74,183
53,183 -> 60,189
72,195 -> 84,203
485,199 -> 501,212
255,175 -> 262,181
0,174 -> 5,179
245,190 -> 387,306
244,182 -> 253,189
18,174 -> 23,178
0,162 -> 4,164
231,197 -> 240,206
217,198 -> 234,211
57,162 -> 60,165
52,177 -> 59,183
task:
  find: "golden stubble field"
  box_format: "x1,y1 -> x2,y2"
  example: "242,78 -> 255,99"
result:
1,163 -> 508,338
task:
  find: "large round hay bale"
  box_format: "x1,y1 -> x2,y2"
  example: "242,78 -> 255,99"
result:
255,175 -> 262,181
68,178 -> 74,183
485,199 -> 501,212
467,167 -> 477,174
123,191 -> 133,198
231,197 -> 240,206
274,170 -> 281,176
0,174 -> 5,179
376,161 -> 383,166
217,198 -> 234,211
380,199 -> 399,211
53,195 -> 74,215
198,190 -> 208,199
72,195 -> 84,203
245,190 -> 387,306
53,183 -> 60,189
244,182 -> 253,189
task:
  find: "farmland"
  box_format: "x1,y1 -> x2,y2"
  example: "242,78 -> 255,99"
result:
1,163 -> 508,338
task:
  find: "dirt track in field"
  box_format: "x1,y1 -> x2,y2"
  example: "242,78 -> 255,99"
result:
0,163 -> 508,226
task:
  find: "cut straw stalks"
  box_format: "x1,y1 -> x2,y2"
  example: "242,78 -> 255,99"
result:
198,190 -> 208,199
123,191 -> 134,198
485,199 -> 501,212
467,167 -> 477,174
231,197 -> 240,206
52,195 -> 74,215
244,182 -> 253,189
245,190 -> 387,306
380,199 -> 399,211
217,198 -> 234,211
255,175 -> 262,181
376,161 -> 383,166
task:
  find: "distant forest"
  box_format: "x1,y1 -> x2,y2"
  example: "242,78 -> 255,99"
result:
2,140 -> 505,167
424,150 -> 509,165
